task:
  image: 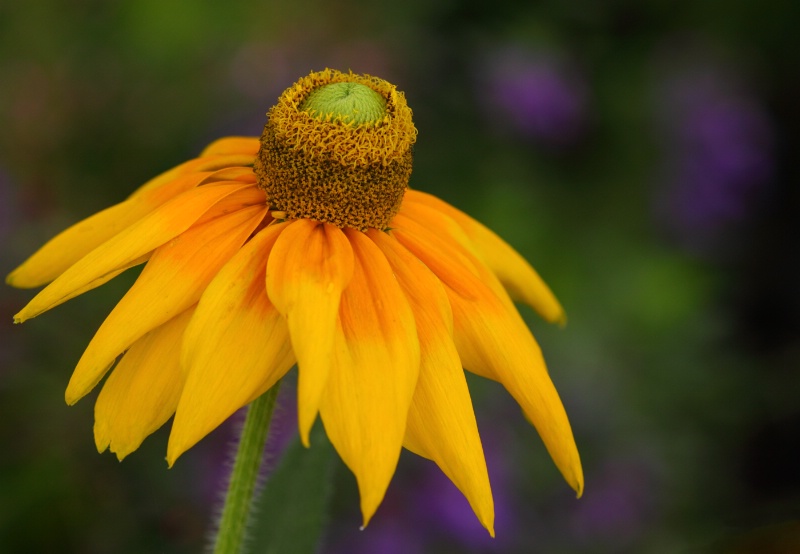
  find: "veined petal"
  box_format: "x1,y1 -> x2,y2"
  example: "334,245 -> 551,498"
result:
14,183 -> 252,323
168,224 -> 294,465
65,197 -> 267,404
319,229 -> 420,527
266,219 -> 354,445
404,190 -> 565,324
94,307 -> 195,460
369,230 -> 495,536
449,289 -> 583,497
200,136 -> 260,157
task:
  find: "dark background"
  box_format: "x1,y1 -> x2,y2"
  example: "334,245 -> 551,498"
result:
1,1 -> 799,552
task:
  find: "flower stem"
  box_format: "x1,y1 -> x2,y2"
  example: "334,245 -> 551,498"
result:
213,383 -> 281,554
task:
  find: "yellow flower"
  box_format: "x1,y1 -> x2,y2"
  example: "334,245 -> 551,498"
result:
8,69 -> 582,534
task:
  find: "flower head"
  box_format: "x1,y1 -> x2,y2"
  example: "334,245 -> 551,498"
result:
8,69 -> 582,534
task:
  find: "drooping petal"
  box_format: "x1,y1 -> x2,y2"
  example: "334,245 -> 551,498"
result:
14,183 -> 253,323
167,224 -> 294,465
65,194 -> 268,404
393,215 -> 583,496
319,229 -> 420,527
369,229 -> 495,536
94,308 -> 195,460
199,136 -> 260,157
450,289 -> 583,497
8,168 -> 261,290
7,171 -> 211,288
403,190 -> 566,324
266,219 -> 354,445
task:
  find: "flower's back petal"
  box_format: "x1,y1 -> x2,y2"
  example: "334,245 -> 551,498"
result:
94,307 -> 195,460
129,153 -> 256,198
370,230 -> 495,536
319,229 -> 420,528
168,224 -> 294,465
405,190 -> 566,325
267,220 -> 354,446
6,171 -> 217,289
14,183 -> 252,323
65,195 -> 267,404
200,137 -> 260,157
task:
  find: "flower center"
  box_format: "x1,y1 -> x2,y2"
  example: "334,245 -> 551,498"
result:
254,69 -> 417,231
299,82 -> 387,126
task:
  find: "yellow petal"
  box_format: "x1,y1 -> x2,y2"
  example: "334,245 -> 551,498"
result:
319,229 -> 420,527
266,219 -> 354,445
404,190 -> 566,324
65,197 -> 267,404
394,205 -> 518,313
392,210 -> 583,495
94,308 -> 195,460
390,213 -> 482,301
168,224 -> 294,465
14,182 -> 252,323
449,289 -> 583,497
199,136 -> 260,157
369,229 -> 495,535
6,171 -> 218,289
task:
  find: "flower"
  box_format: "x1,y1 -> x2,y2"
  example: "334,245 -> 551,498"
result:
8,69 -> 583,534
478,45 -> 588,147
654,62 -> 774,250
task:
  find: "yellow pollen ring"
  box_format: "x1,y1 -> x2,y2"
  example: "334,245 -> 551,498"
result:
254,69 -> 417,231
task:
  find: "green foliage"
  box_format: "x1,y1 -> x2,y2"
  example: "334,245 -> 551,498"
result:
248,423 -> 336,554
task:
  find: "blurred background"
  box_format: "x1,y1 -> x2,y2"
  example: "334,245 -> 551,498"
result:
1,1 -> 799,552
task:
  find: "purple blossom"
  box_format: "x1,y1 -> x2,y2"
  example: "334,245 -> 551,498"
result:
568,458 -> 659,549
655,63 -> 774,246
479,46 -> 588,146
406,434 -> 520,552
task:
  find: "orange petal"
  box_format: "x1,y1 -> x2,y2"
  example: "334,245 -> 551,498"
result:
404,190 -> 565,324
395,202 -> 521,313
14,183 -> 253,323
94,308 -> 195,460
266,219 -> 354,445
168,224 -> 294,465
199,137 -> 260,157
319,229 -> 420,527
391,213 -> 483,301
370,229 -> 495,535
65,198 -> 267,404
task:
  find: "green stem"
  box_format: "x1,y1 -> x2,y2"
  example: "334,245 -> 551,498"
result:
213,382 -> 281,554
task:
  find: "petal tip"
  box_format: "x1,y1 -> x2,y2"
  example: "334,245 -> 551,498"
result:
573,476 -> 585,499
165,449 -> 180,468
64,381 -> 90,406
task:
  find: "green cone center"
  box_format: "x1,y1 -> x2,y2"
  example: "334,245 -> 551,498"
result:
299,82 -> 386,125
